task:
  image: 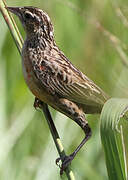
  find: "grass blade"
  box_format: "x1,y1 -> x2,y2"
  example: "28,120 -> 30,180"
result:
100,98 -> 128,180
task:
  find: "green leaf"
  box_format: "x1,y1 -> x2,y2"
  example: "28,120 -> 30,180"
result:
100,98 -> 128,180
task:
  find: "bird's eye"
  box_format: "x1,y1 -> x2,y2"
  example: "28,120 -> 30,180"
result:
24,12 -> 33,19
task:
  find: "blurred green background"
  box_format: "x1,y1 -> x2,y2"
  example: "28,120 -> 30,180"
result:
0,0 -> 128,179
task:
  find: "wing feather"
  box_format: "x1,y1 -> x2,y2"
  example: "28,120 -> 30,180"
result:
33,57 -> 108,106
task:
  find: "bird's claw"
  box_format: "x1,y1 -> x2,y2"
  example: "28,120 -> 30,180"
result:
56,157 -> 62,168
33,97 -> 43,110
56,154 -> 74,175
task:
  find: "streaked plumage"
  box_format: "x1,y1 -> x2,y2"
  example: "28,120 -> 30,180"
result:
7,6 -> 109,174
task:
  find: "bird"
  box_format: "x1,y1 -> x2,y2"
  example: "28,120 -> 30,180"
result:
7,6 -> 109,175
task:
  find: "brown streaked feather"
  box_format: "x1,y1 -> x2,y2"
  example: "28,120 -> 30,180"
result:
17,6 -> 108,113
31,51 -> 108,108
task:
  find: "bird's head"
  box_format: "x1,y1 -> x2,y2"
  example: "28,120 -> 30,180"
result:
6,6 -> 54,39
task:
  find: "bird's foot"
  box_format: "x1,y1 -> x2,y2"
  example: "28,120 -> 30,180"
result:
33,97 -> 43,110
56,153 -> 74,175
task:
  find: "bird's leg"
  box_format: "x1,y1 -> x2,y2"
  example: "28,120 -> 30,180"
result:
55,99 -> 92,175
34,97 -> 92,175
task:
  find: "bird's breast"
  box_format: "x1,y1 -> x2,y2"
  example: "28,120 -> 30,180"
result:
21,53 -> 37,94
21,47 -> 55,104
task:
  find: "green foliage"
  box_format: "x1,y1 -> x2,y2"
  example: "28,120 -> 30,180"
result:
100,98 -> 128,180
0,0 -> 128,179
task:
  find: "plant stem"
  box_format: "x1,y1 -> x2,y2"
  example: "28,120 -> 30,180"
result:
0,0 -> 23,54
41,102 -> 75,179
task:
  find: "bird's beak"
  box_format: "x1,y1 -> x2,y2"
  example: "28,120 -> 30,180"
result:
6,7 -> 21,16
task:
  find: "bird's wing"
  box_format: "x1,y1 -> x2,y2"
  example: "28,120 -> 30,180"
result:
32,56 -> 108,107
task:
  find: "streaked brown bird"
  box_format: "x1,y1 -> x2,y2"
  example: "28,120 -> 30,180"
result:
7,6 -> 108,174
